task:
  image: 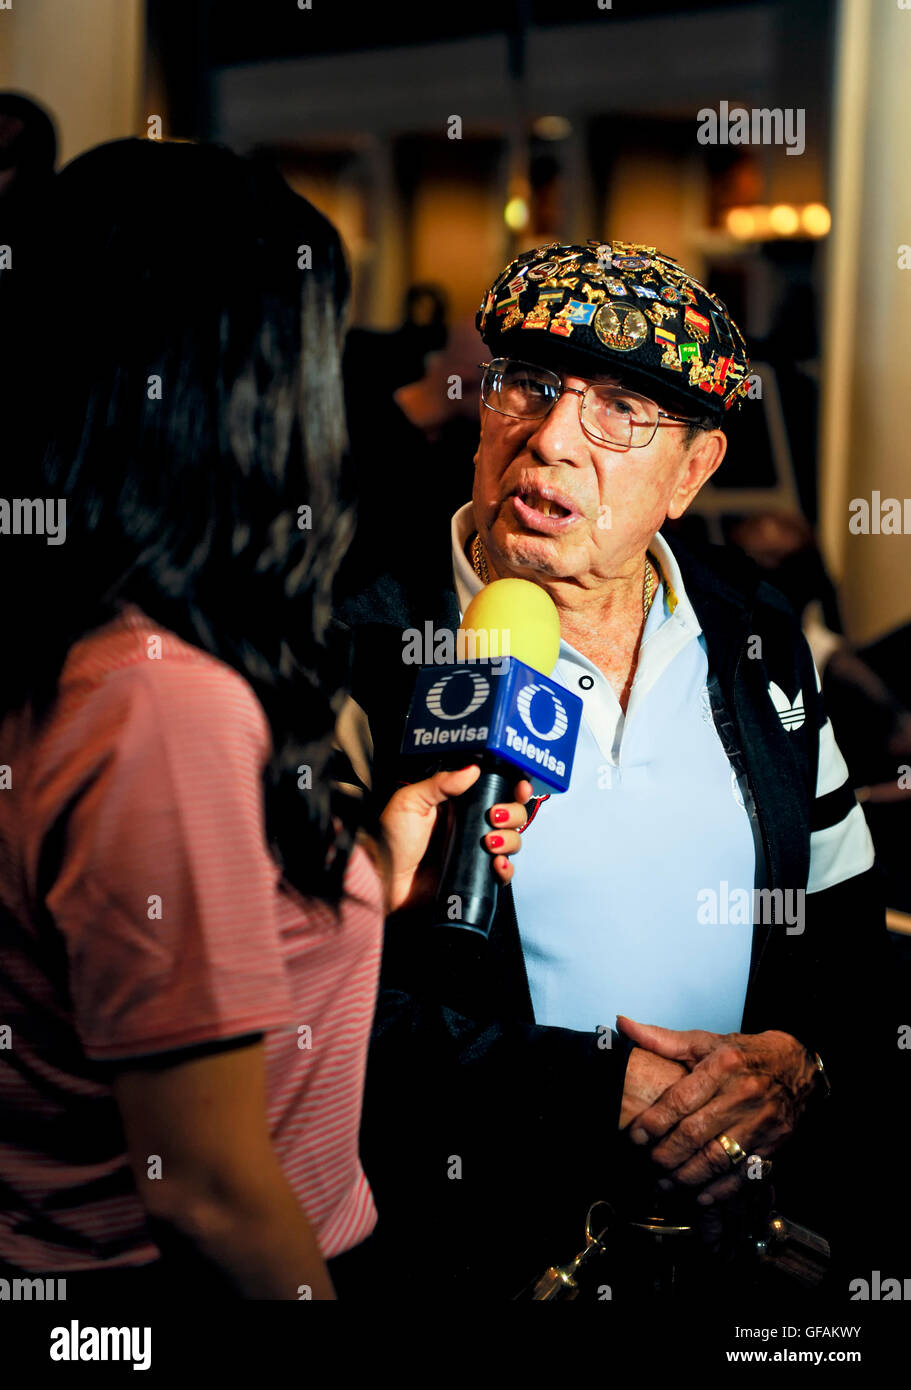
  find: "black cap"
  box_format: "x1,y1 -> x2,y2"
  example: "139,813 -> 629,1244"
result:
477,239 -> 751,421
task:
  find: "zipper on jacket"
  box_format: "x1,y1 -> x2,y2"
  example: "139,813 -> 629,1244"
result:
708,640 -> 776,1000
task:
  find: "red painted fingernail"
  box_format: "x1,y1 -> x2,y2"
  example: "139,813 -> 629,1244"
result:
490,808 -> 509,824
488,834 -> 504,849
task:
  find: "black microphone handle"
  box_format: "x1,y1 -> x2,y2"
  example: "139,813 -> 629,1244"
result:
431,763 -> 514,937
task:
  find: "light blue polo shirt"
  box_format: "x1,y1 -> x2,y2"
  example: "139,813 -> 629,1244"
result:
452,505 -> 756,1035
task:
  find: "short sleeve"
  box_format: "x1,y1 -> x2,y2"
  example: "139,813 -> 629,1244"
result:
39,656 -> 295,1061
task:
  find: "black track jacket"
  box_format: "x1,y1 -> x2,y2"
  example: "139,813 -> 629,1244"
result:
333,526 -> 898,1298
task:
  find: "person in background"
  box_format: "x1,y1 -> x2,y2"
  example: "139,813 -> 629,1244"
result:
0,91 -> 57,251
729,510 -> 911,916
339,282 -> 458,591
0,139 -> 526,1300
728,511 -> 911,780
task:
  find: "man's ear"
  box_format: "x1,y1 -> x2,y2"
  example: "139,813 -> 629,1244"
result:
667,429 -> 727,520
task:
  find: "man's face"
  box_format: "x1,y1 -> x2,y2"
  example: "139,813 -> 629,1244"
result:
472,356 -> 726,593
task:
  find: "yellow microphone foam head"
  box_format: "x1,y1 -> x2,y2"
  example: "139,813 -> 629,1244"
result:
460,577 -> 561,674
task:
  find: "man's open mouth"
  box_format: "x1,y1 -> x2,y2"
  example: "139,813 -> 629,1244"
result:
518,491 -> 571,517
511,486 -> 581,532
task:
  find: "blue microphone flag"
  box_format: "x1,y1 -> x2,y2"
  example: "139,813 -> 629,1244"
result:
402,656 -> 582,793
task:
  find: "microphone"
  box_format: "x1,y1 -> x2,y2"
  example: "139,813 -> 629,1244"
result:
401,578 -> 583,936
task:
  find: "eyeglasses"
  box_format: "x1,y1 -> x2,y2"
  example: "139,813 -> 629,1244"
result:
479,357 -> 704,449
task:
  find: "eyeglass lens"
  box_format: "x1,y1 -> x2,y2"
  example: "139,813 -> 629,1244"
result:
482,360 -> 660,446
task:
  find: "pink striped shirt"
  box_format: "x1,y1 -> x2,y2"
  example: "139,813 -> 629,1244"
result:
0,607 -> 383,1271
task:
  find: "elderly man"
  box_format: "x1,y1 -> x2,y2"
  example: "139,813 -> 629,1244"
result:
333,241 -> 893,1300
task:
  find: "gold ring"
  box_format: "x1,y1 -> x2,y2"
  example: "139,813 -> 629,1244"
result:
716,1132 -> 747,1166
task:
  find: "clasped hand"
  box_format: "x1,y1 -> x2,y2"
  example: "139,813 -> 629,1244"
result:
618,1016 -> 820,1205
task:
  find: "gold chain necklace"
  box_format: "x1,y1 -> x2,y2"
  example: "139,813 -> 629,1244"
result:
643,551 -> 655,619
471,532 -> 656,619
470,532 -> 490,585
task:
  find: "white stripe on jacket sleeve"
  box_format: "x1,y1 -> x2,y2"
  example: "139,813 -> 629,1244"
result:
808,706 -> 875,892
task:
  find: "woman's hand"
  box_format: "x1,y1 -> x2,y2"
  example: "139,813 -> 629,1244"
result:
378,766 -> 533,914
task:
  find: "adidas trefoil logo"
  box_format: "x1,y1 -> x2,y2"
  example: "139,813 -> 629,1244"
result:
768,681 -> 804,731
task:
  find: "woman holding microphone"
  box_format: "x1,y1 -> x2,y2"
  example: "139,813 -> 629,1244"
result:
0,138 -> 528,1300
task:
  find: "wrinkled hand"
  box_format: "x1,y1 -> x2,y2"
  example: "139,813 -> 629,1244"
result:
618,1047 -> 687,1130
379,766 -> 532,913
617,1016 -> 819,1205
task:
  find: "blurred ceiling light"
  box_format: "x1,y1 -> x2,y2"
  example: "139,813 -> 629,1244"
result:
532,115 -> 572,141
504,196 -> 530,231
769,204 -> 800,235
801,202 -> 831,237
726,207 -> 756,240
751,206 -> 773,238
725,202 -> 829,241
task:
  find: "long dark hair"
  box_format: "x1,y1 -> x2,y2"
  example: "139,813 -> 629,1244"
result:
0,138 -> 360,901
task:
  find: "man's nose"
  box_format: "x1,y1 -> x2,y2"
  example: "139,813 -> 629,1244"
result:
525,388 -> 588,464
